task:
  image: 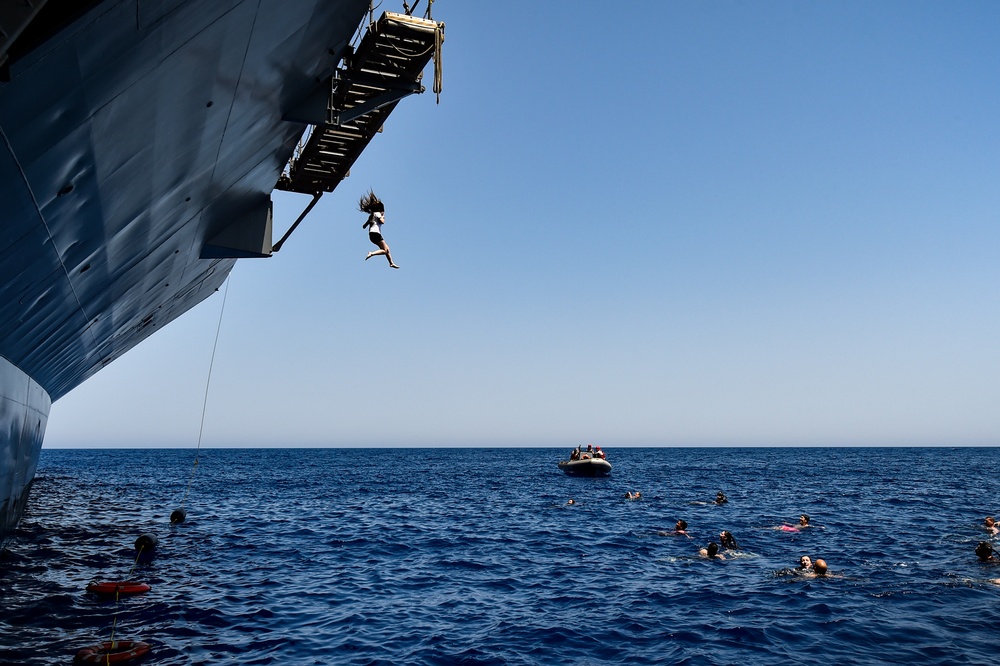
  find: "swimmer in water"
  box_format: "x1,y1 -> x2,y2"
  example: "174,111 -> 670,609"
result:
699,542 -> 725,560
719,530 -> 740,550
975,541 -> 999,563
780,514 -> 811,532
798,557 -> 831,578
715,491 -> 728,505
660,520 -> 692,538
984,516 -> 998,536
567,499 -> 576,506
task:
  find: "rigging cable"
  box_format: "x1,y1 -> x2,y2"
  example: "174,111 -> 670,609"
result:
106,545 -> 148,645
177,275 -> 231,513
433,12 -> 443,103
81,277 -> 230,660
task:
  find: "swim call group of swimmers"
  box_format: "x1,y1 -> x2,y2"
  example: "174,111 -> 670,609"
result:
660,503 -> 832,577
567,488 -> 1000,581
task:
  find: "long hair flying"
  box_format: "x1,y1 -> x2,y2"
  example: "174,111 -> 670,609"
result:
358,189 -> 384,214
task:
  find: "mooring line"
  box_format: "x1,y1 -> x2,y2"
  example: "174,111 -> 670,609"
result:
107,544 -> 145,646
95,279 -> 231,657
180,276 -> 230,509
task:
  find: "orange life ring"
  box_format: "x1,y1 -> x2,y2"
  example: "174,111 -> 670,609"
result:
86,581 -> 151,596
74,640 -> 151,664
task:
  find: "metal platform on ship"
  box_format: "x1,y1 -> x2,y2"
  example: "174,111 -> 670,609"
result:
276,10 -> 444,197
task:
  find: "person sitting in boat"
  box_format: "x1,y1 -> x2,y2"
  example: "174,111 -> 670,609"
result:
581,444 -> 593,460
569,446 -> 581,461
594,446 -> 606,460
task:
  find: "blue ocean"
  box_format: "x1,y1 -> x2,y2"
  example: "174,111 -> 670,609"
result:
1,447 -> 998,665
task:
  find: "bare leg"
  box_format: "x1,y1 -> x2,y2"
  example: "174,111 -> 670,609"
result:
378,239 -> 399,268
366,237 -> 387,261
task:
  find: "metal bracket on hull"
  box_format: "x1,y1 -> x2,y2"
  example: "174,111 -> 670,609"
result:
202,196 -> 273,259
275,11 -> 443,196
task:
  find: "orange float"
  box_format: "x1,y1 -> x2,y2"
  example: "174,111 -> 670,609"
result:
74,640 -> 151,664
86,581 -> 151,596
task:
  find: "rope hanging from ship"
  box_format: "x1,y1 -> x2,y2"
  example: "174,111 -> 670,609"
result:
172,275 -> 231,524
74,278 -> 228,661
77,539 -> 154,663
403,0 -> 437,21
74,640 -> 151,664
432,5 -> 443,103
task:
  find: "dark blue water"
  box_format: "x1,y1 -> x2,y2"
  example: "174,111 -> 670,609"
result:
2,447 -> 999,664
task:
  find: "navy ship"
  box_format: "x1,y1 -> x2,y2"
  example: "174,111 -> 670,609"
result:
0,0 -> 444,547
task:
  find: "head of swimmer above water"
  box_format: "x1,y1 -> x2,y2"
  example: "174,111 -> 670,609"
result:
799,514 -> 810,526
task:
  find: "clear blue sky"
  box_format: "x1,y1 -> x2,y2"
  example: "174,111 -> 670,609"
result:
45,1 -> 1000,448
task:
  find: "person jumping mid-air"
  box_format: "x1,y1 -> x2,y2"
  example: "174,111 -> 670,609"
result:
360,190 -> 399,269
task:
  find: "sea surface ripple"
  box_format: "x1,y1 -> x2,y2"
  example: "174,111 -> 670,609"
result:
1,447 -> 999,664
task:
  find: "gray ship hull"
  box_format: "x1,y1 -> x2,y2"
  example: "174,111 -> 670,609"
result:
0,357 -> 49,541
0,0 -> 439,546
